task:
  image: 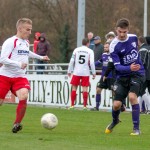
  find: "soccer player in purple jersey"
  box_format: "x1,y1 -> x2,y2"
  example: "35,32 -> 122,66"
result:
91,42 -> 115,111
105,18 -> 145,135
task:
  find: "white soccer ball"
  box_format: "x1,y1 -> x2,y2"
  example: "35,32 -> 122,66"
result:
41,113 -> 58,130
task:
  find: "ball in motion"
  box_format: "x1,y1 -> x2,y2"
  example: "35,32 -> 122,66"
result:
41,113 -> 58,130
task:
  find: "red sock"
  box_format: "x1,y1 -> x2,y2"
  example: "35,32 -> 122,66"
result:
71,91 -> 76,106
83,92 -> 88,107
14,100 -> 27,124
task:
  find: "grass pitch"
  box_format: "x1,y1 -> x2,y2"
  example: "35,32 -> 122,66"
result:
0,104 -> 150,150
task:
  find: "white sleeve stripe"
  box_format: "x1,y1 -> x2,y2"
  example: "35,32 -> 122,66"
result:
114,62 -> 120,65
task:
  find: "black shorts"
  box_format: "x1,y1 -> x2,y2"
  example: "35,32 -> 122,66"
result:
139,79 -> 150,96
97,77 -> 115,90
113,75 -> 145,102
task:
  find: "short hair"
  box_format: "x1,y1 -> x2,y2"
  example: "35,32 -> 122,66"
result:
105,41 -> 111,45
145,36 -> 150,45
87,32 -> 94,36
82,38 -> 89,45
138,36 -> 147,44
116,18 -> 130,28
16,18 -> 32,28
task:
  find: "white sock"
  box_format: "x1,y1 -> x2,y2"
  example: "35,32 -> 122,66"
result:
138,96 -> 143,112
142,93 -> 150,110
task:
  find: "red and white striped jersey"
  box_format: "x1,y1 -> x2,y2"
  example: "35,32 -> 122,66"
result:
0,36 -> 43,77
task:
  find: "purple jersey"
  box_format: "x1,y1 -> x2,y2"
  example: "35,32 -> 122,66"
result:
110,34 -> 145,77
95,52 -> 113,78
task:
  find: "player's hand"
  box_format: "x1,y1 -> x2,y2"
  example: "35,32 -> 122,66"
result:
130,63 -> 141,71
21,63 -> 27,69
103,76 -> 107,82
92,74 -> 96,79
68,73 -> 71,77
43,56 -> 50,61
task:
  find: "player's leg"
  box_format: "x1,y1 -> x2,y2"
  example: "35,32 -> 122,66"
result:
11,77 -> 30,133
95,87 -> 102,110
91,78 -> 106,111
0,75 -> 11,105
70,85 -> 78,108
139,80 -> 147,113
69,75 -> 80,108
120,99 -> 126,112
81,76 -> 90,109
82,86 -> 88,109
142,80 -> 150,114
105,78 -> 128,134
129,76 -> 145,135
128,92 -> 140,135
146,80 -> 150,114
109,77 -> 126,112
138,96 -> 143,113
142,93 -> 150,114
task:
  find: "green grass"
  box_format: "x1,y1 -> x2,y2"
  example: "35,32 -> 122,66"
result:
0,104 -> 150,150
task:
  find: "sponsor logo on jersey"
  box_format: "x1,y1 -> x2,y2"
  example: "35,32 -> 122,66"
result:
18,50 -> 29,55
131,42 -> 136,48
123,49 -> 138,64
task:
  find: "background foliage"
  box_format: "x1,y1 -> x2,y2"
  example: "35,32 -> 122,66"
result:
0,0 -> 150,63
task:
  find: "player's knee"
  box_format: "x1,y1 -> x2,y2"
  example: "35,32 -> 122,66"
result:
128,92 -> 137,104
18,91 -> 28,100
113,101 -> 121,110
21,93 -> 28,100
16,88 -> 29,100
96,88 -> 101,94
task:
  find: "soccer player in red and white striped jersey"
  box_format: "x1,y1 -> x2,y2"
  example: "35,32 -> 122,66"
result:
68,38 -> 96,109
0,18 -> 50,133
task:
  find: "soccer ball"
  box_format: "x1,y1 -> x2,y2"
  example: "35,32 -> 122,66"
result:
41,113 -> 58,130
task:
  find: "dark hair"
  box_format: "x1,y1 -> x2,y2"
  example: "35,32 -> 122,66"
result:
82,38 -> 89,45
138,36 -> 146,44
145,36 -> 150,45
116,18 -> 130,28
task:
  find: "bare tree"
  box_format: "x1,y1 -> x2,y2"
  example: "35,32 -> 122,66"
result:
0,0 -> 150,63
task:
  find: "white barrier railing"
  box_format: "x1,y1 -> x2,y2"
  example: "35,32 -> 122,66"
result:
4,62 -> 131,111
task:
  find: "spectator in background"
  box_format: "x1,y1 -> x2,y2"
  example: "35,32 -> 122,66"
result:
93,36 -> 104,70
33,32 -> 41,53
33,32 -> 41,70
87,32 -> 95,50
145,36 -> 150,45
36,33 -> 51,74
138,36 -> 150,114
105,31 -> 116,43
